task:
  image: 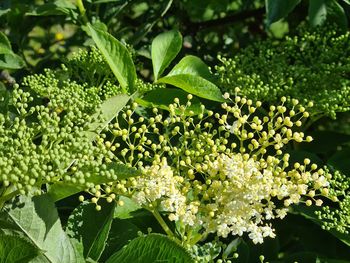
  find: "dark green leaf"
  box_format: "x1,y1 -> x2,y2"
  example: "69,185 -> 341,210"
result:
88,24 -> 136,93
100,219 -> 140,261
67,199 -> 115,261
157,75 -> 224,102
5,195 -> 84,263
265,0 -> 301,26
105,234 -> 194,263
136,88 -> 203,115
234,239 -> 250,263
328,147 -> 350,175
326,0 -> 348,30
152,30 -> 182,80
48,163 -> 140,201
292,205 -> 350,247
0,234 -> 40,263
309,0 -> 327,26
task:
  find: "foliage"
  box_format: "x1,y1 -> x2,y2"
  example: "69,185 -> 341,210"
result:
0,65 -> 136,206
0,32 -> 25,70
0,0 -> 350,262
216,26 -> 350,119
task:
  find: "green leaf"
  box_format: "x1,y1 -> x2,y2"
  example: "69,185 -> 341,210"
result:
48,183 -> 84,202
100,219 -> 140,262
5,195 -> 84,263
88,24 -> 136,93
114,196 -> 141,219
151,30 -> 182,81
156,56 -> 222,102
328,147 -> 350,175
309,0 -> 327,26
85,94 -> 130,140
67,199 -> 115,261
0,53 -> 25,70
136,88 -> 203,115
0,32 -> 12,54
105,234 -> 194,263
223,237 -> 242,259
0,8 -> 10,18
265,0 -> 301,26
48,163 -> 140,201
326,0 -> 348,30
167,55 -> 215,82
157,75 -> 224,102
0,234 -> 40,263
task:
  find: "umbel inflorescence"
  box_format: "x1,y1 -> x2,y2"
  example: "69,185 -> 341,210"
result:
0,46 -> 157,205
216,26 -> 350,119
0,80 -> 116,205
92,89 -> 336,245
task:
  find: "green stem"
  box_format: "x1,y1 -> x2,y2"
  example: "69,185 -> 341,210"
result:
76,0 -> 89,24
188,233 -> 205,246
150,209 -> 181,243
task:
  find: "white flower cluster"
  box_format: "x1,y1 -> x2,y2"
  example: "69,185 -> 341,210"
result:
132,159 -> 200,227
204,153 -> 283,243
103,95 -> 334,245
128,152 -> 329,244
202,153 -> 330,244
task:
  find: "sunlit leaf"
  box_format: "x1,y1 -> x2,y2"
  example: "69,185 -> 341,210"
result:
265,0 -> 301,26
88,24 -> 136,93
105,234 -> 194,263
152,30 -> 182,80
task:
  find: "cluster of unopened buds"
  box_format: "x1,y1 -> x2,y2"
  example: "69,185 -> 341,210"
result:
86,88 -> 336,245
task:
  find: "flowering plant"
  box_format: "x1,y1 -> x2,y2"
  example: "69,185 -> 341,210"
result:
1,2 -> 350,261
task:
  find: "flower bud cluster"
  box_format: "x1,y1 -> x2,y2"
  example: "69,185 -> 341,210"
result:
216,26 -> 350,118
65,46 -> 113,88
101,93 -> 334,244
23,68 -> 101,116
0,83 -> 116,200
316,169 -> 350,235
23,49 -> 124,109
